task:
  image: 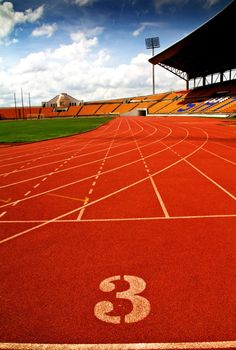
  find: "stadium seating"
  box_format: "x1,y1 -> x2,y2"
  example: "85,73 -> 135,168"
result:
111,102 -> 139,115
40,107 -> 57,118
133,101 -> 157,110
212,97 -> 236,113
95,103 -> 122,115
55,106 -> 82,117
148,92 -> 180,114
0,108 -> 19,120
76,104 -> 101,116
172,83 -> 236,115
0,107 -> 43,120
1,81 -> 236,120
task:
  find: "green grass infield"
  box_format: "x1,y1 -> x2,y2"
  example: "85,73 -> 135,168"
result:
0,117 -> 113,143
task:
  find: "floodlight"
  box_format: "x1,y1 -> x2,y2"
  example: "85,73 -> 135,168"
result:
145,37 -> 160,50
145,37 -> 160,95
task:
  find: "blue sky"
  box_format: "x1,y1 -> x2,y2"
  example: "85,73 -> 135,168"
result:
0,0 -> 232,106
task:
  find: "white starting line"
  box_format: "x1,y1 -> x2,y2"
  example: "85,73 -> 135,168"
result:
0,213 -> 236,225
0,341 -> 235,350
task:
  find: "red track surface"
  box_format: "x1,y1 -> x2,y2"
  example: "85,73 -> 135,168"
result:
0,116 -> 235,350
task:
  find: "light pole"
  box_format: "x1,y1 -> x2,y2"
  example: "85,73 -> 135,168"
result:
145,37 -> 160,95
28,92 -> 32,116
21,88 -> 25,119
14,92 -> 17,119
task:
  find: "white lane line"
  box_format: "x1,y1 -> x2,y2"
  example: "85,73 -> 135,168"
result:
0,340 -> 235,349
0,120 -> 166,189
171,124 -> 236,201
0,126 -> 206,211
185,158 -> 236,200
213,140 -> 236,152
202,147 -> 236,165
149,175 -> 170,218
78,118 -> 124,221
175,124 -> 236,167
0,211 -> 7,218
24,191 -> 31,197
0,117 -> 115,164
178,132 -> 236,166
0,121 -> 129,175
0,119 -> 210,234
0,128 -> 210,245
77,197 -> 89,221
1,213 -> 236,223
89,188 -> 93,195
127,118 -> 170,218
0,126 -> 116,212
34,183 -> 40,188
75,213 -> 236,222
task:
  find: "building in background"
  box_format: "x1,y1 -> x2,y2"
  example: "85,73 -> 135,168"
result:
42,93 -> 82,111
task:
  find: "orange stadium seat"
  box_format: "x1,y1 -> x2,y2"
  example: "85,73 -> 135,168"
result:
95,103 -> 122,115
0,108 -> 18,120
41,107 -> 57,118
56,106 -> 82,117
77,104 -> 102,116
112,102 -> 139,114
148,92 -> 180,113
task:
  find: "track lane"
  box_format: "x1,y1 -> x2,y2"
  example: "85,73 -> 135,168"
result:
0,117 -> 219,232
0,116 -> 235,348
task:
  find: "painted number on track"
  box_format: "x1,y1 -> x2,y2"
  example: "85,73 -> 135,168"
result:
94,275 -> 151,324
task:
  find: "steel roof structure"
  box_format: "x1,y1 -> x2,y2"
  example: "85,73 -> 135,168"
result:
149,0 -> 236,87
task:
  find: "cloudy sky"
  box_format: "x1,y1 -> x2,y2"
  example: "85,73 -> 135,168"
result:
0,0 -> 231,106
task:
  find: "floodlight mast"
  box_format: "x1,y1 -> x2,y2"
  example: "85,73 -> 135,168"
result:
145,37 -> 160,95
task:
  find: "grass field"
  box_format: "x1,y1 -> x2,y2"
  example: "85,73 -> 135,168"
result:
0,117 -> 113,143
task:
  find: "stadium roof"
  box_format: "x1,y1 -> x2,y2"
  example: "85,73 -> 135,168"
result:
149,0 -> 236,81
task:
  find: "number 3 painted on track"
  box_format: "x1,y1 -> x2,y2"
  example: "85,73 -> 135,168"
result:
94,275 -> 151,324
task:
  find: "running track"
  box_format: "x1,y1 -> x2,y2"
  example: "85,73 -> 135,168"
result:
0,116 -> 235,350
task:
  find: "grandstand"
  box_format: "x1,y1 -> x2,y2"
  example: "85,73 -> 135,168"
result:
0,0 -> 235,120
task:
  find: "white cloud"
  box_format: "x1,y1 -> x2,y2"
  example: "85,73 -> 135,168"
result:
74,0 -> 96,6
133,22 -> 164,37
32,23 -> 57,38
70,26 -> 103,41
0,2 -> 44,44
0,31 -> 185,107
133,25 -> 145,37
86,26 -> 104,37
4,37 -> 18,46
203,0 -> 220,8
23,6 -> 44,23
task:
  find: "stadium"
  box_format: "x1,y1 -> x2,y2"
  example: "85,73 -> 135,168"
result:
0,0 -> 235,349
